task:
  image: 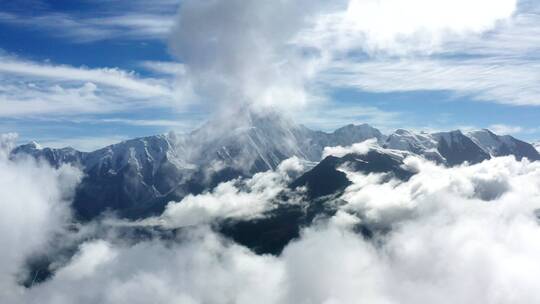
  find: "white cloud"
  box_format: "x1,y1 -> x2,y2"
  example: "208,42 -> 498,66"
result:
0,56 -> 169,96
304,2 -> 540,108
322,138 -> 378,158
167,0 -> 332,112
0,2 -> 178,43
301,0 -> 517,55
24,228 -> 284,304
321,57 -> 540,106
142,157 -> 305,228
489,124 -> 524,135
164,0 -> 530,116
55,241 -> 118,281
0,55 -> 194,118
0,134 -> 81,302
327,156 -> 540,303
139,61 -> 187,76
0,82 -> 121,117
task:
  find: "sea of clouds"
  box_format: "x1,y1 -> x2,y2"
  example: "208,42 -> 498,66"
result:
2,132 -> 540,303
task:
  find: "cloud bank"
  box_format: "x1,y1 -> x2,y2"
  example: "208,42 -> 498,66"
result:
0,134 -> 81,302
3,150 -> 540,303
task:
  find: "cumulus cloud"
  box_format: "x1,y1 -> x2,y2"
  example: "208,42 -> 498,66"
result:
302,0 -> 517,55
322,138 -> 378,158
331,156 -> 540,303
142,157 -> 305,228
23,228 -> 284,304
341,155 -> 538,223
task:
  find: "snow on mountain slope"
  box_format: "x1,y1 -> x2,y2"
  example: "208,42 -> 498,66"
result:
535,142 -> 540,153
184,111 -> 315,173
383,129 -> 444,163
382,129 -> 491,165
467,129 -> 540,161
181,111 -> 386,174
382,128 -> 540,165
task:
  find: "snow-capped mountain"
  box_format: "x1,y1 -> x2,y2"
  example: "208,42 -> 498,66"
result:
535,141 -> 540,153
182,111 -> 387,173
467,129 -> 540,161
383,128 -> 540,165
12,112 -> 540,220
13,142 -> 85,165
383,129 -> 444,162
12,111 -> 388,219
384,128 -> 493,166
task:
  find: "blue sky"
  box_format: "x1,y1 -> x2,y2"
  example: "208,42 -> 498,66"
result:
0,0 -> 539,150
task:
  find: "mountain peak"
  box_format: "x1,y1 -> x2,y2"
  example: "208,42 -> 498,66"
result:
20,141 -> 42,150
332,123 -> 383,142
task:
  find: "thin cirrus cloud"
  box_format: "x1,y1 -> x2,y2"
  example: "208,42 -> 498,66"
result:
321,57 -> 540,106
0,55 -> 191,118
0,56 -> 170,96
0,0 -> 179,42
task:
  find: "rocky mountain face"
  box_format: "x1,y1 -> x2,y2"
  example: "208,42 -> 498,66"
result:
12,112 -> 540,220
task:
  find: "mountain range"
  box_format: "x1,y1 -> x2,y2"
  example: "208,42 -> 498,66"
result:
12,111 -> 540,221
14,112 -> 540,285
